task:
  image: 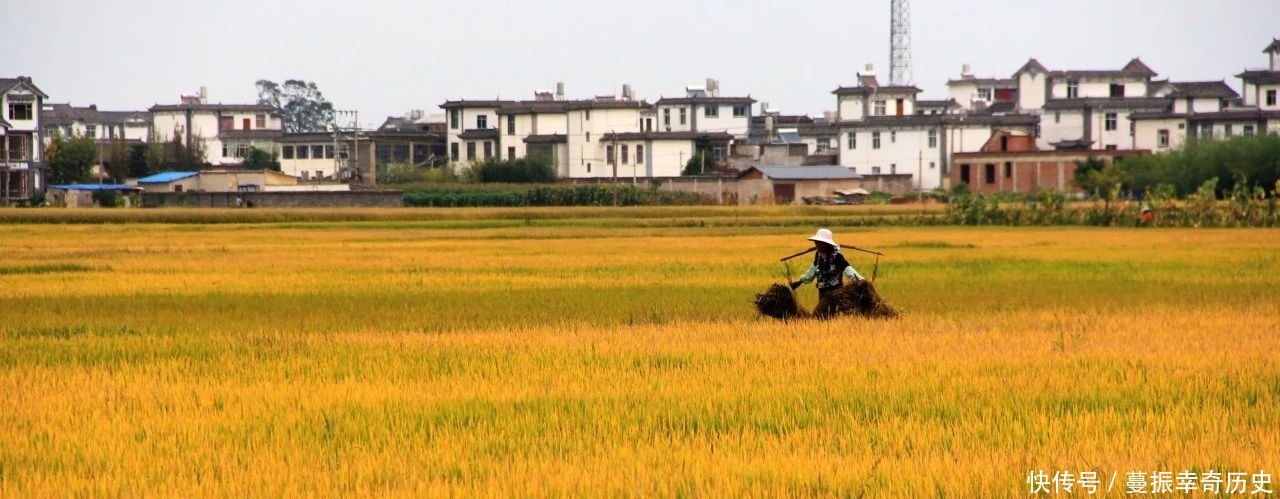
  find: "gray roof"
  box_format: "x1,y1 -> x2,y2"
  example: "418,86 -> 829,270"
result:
457,128 -> 499,140
655,96 -> 755,105
149,103 -> 278,113
745,166 -> 859,180
945,77 -> 1016,87
836,113 -> 1039,128
1265,38 -> 1280,53
41,103 -> 151,127
523,134 -> 568,144
599,131 -> 733,141
832,85 -> 922,96
915,99 -> 961,108
1042,97 -> 1171,111
1168,81 -> 1239,99
1046,58 -> 1157,79
1236,70 -> 1280,85
0,77 -> 49,98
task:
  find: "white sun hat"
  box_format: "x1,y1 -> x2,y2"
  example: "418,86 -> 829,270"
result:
807,228 -> 839,247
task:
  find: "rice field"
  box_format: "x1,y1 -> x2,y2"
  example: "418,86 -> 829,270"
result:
1,210 -> 1277,496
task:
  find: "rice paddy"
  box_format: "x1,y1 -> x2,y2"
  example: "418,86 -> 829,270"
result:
1,209 -> 1277,496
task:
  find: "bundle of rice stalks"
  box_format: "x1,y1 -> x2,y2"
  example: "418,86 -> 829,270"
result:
753,283 -> 807,320
814,280 -> 899,319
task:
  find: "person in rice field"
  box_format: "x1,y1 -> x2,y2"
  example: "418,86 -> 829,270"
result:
790,228 -> 865,316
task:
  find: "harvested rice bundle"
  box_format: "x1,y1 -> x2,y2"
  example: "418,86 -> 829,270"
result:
814,280 -> 898,319
753,283 -> 807,320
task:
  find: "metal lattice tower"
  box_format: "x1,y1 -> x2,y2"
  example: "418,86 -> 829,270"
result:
889,0 -> 913,85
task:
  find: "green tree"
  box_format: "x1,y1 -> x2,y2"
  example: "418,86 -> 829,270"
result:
45,134 -> 99,184
144,129 -> 208,172
681,136 -> 718,176
101,140 -> 131,181
256,79 -> 335,133
241,147 -> 281,171
127,144 -> 150,178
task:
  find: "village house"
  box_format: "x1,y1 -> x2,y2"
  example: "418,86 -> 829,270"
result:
40,103 -> 152,180
149,87 -> 283,166
948,129 -> 1146,194
1,76 -> 47,204
653,79 -> 755,141
833,65 -> 1038,191
1131,39 -> 1280,151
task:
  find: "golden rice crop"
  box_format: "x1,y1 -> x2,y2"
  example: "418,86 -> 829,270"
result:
0,214 -> 1277,496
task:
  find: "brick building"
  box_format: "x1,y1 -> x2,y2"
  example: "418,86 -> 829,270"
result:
949,130 -> 1145,194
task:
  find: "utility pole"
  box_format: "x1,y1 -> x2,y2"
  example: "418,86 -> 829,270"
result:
610,130 -> 618,206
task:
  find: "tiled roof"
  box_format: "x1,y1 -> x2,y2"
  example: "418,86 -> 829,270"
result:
837,113 -> 1039,128
219,129 -> 283,139
1184,109 -> 1280,121
916,99 -> 961,108
440,100 -> 517,109
1013,59 -> 1049,77
1264,38 -> 1280,53
149,103 -> 278,113
0,77 -> 49,98
832,85 -> 922,96
1235,70 -> 1280,85
523,134 -> 567,144
655,96 -> 755,105
599,131 -> 734,141
42,104 -> 151,126
1168,81 -> 1239,99
457,129 -> 499,140
945,77 -> 1016,87
1041,97 -> 1171,111
743,166 -> 859,180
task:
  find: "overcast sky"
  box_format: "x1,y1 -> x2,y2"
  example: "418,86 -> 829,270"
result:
3,0 -> 1278,126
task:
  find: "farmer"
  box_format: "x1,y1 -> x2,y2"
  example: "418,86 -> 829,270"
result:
790,228 -> 865,300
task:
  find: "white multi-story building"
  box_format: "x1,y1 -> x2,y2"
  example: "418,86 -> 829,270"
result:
149,88 -> 282,166
41,104 -> 151,143
833,67 -> 1038,190
1130,39 -> 1280,151
1,76 -> 47,203
445,83 -> 735,179
654,79 -> 754,137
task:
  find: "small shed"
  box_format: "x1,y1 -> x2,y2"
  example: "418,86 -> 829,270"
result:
736,166 -> 861,205
135,171 -> 199,193
47,184 -> 142,207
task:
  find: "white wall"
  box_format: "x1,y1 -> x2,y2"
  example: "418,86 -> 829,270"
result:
1133,118 -> 1186,151
837,95 -> 865,122
1049,77 -> 1147,99
566,107 -> 644,177
1017,72 -> 1046,111
656,104 -> 693,132
838,127 -> 945,189
1037,109 -> 1086,149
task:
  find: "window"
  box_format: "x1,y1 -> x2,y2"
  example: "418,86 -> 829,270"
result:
1004,162 -> 1012,179
1267,90 -> 1277,107
1220,99 -> 1229,110
237,144 -> 251,158
1129,121 -> 1135,137
1104,113 -> 1117,131
928,129 -> 937,148
621,145 -> 629,164
977,88 -> 992,101
508,146 -> 516,160
256,114 -> 266,128
450,143 -> 459,161
871,166 -> 881,174
466,142 -> 475,160
476,115 -> 487,129
1066,80 -> 1079,99
890,164 -> 896,174
929,161 -> 936,170
1244,124 -> 1255,136
1109,83 -> 1125,98
282,145 -> 294,159
587,163 -> 591,173
300,171 -> 309,180
309,145 -> 322,158
872,131 -> 881,149
507,117 -> 515,135
732,105 -> 748,117
297,145 -> 309,159
108,126 -> 116,139
1157,129 -> 1170,148
847,133 -> 856,150
585,110 -> 591,121
1224,124 -> 1234,137
483,142 -> 492,159
449,110 -> 459,129
1201,123 -> 1213,139
1105,145 -> 1117,151
704,105 -> 718,118
606,145 -> 615,165
679,108 -> 687,125
243,118 -> 251,130
984,164 -> 996,184
85,124 -> 97,138
890,130 -> 896,143
636,145 -> 644,163
663,109 -> 671,126
585,132 -> 590,142
1054,112 -> 1061,124
315,170 -> 323,180
7,102 -> 32,121
222,145 -> 229,158
874,100 -> 886,116
325,145 -> 334,159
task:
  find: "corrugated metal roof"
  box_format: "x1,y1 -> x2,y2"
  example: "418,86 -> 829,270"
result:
49,184 -> 142,191
749,166 -> 860,180
136,171 -> 198,183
